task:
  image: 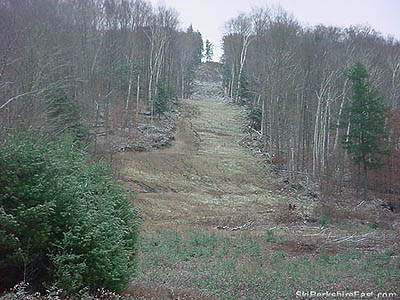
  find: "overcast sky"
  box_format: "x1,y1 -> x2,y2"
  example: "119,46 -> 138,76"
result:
149,0 -> 400,61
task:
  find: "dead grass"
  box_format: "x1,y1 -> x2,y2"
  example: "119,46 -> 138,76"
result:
115,98 -> 400,299
117,99 -> 285,228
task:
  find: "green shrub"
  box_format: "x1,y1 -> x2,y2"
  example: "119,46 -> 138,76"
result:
246,104 -> 262,131
320,213 -> 330,227
264,230 -> 276,242
368,219 -> 379,230
0,131 -> 140,294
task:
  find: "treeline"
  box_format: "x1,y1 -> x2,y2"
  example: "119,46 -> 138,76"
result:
0,0 -> 204,295
222,7 -> 400,195
0,0 -> 203,140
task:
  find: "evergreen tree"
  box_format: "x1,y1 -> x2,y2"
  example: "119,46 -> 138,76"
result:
46,88 -> 89,140
246,104 -> 262,131
0,131 -> 139,293
237,71 -> 251,102
182,29 -> 203,98
341,62 -> 389,199
155,79 -> 168,117
205,39 -> 214,61
194,31 -> 204,63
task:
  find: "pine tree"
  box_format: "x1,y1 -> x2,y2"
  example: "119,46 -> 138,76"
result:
341,62 -> 389,199
237,71 -> 251,102
205,39 -> 213,61
155,79 -> 168,117
46,88 -> 89,139
195,31 -> 204,63
183,30 -> 203,98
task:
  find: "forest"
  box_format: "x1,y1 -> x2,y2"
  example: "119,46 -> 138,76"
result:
222,7 -> 400,197
1,0 -> 400,299
0,0 -> 202,296
0,0 -> 203,145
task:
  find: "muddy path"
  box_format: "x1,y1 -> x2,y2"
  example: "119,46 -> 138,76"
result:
118,99 -> 286,229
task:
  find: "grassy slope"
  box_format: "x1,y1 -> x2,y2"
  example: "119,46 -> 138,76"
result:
118,98 -> 400,299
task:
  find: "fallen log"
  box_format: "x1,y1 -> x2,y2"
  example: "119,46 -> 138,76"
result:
216,220 -> 255,231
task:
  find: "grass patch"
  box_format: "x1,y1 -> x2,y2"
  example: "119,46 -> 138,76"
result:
135,229 -> 400,299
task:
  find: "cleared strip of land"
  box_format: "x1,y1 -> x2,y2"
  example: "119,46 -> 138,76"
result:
119,98 -> 284,228
118,98 -> 399,299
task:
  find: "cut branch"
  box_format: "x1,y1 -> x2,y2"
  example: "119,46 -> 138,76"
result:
0,91 -> 37,111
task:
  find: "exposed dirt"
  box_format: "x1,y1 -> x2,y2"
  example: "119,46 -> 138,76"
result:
117,98 -> 296,230
116,95 -> 400,299
112,62 -> 400,299
116,95 -> 400,261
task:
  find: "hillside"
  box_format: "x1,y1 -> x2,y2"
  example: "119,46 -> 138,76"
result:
1,1 -> 400,299
116,63 -> 400,299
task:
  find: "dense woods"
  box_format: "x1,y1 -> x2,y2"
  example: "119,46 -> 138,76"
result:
0,0 -> 203,144
222,7 -> 400,196
0,0 -> 203,295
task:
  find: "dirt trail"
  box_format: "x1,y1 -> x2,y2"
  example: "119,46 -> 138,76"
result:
119,97 -> 400,300
118,98 -> 285,229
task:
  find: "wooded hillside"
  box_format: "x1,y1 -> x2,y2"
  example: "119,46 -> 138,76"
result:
1,2 -> 400,298
222,7 -> 400,196
0,0 -> 203,145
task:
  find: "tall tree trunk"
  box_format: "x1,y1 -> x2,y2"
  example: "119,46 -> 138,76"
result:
124,71 -> 133,128
362,157 -> 368,200
181,65 -> 185,99
333,79 -> 348,151
236,34 -> 252,102
136,73 -> 140,125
